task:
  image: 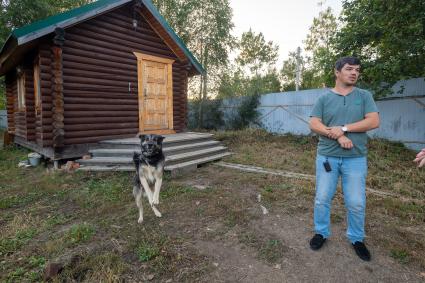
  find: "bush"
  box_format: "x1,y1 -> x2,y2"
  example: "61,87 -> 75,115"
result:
187,97 -> 224,130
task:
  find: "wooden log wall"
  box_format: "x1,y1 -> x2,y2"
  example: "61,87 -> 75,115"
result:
39,43 -> 54,147
23,65 -> 36,141
61,3 -> 189,145
9,66 -> 36,140
5,75 -> 15,134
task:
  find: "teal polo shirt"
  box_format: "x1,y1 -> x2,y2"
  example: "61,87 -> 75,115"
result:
310,87 -> 379,157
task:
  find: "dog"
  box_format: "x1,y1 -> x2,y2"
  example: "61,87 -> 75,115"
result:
133,134 -> 165,223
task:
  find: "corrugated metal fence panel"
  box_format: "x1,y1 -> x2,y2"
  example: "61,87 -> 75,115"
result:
0,110 -> 7,129
370,97 -> 425,150
217,87 -> 424,151
259,89 -> 328,135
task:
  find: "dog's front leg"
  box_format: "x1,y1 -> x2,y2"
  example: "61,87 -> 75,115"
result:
153,176 -> 162,205
140,177 -> 154,205
134,187 -> 144,223
140,177 -> 162,217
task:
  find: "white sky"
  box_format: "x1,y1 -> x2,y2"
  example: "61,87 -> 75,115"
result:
229,0 -> 342,66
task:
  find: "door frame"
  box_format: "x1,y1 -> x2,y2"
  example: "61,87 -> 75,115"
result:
133,52 -> 175,134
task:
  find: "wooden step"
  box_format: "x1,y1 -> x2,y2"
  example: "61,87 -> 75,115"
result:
90,140 -> 221,157
77,152 -> 232,172
98,132 -> 215,149
76,146 -> 227,166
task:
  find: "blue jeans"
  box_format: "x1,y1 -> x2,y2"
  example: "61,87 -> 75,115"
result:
314,154 -> 367,243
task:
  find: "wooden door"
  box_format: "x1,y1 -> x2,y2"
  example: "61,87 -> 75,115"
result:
134,52 -> 175,134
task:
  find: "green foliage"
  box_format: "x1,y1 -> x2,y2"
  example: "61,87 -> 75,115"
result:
66,223 -> 95,244
281,7 -> 337,91
0,0 -> 93,47
303,6 -> 338,88
0,228 -> 37,256
218,68 -> 281,98
188,97 -> 224,130
153,0 -> 234,127
136,241 -> 160,262
334,0 -> 425,96
227,93 -> 261,130
390,249 -> 410,264
237,29 -> 279,76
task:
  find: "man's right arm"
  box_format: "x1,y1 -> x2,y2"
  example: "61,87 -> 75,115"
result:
309,117 -> 331,136
310,117 -> 353,149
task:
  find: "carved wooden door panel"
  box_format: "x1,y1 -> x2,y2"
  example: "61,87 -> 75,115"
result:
134,52 -> 174,134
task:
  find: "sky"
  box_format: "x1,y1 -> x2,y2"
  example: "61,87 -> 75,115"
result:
229,0 -> 343,66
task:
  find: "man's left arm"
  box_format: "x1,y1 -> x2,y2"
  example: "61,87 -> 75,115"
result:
327,92 -> 380,139
343,112 -> 380,132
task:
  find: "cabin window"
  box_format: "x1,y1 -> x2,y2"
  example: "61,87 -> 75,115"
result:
34,62 -> 41,113
17,73 -> 25,111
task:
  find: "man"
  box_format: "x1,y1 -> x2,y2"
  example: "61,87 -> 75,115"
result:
309,56 -> 380,261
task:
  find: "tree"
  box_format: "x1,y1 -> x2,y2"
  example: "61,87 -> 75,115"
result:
153,0 -> 234,127
236,29 -> 279,77
334,0 -> 425,96
303,6 -> 338,88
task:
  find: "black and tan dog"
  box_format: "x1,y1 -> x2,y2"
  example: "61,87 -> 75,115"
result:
133,134 -> 165,223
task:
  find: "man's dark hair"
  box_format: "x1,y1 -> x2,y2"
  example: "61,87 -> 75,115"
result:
335,56 -> 361,71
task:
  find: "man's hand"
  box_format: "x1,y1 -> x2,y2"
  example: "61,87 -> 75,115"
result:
337,135 -> 353,149
326,126 -> 344,140
413,148 -> 425,168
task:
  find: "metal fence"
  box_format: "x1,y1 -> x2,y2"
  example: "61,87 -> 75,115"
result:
0,110 -> 7,129
216,78 -> 425,151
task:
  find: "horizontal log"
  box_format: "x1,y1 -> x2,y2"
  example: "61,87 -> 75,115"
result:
90,19 -> 164,45
63,46 -> 137,66
96,12 -> 160,39
62,70 -> 137,84
64,110 -> 138,118
63,91 -> 137,99
64,116 -> 137,124
40,132 -> 53,139
65,128 -> 137,139
75,22 -> 173,55
64,97 -> 137,105
64,122 -> 138,131
62,61 -> 136,77
63,54 -> 136,72
63,75 -> 135,88
64,133 -> 136,145
66,28 -> 175,59
64,84 -> 135,92
64,104 -> 138,111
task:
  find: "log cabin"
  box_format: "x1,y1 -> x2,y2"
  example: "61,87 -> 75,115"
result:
0,0 -> 205,161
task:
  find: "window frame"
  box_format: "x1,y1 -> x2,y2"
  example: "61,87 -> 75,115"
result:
17,71 -> 26,111
33,59 -> 41,115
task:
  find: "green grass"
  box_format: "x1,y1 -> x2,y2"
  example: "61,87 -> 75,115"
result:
259,239 -> 287,263
66,223 -> 95,245
390,249 -> 410,264
0,228 -> 37,256
136,241 -> 161,262
1,129 -> 425,281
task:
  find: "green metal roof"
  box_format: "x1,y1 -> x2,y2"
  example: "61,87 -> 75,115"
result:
0,0 -> 204,75
12,0 -> 125,40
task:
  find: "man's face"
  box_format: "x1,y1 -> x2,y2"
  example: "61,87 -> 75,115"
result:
335,64 -> 360,86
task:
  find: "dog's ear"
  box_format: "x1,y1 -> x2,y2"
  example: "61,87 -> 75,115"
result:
137,134 -> 147,142
156,135 -> 165,145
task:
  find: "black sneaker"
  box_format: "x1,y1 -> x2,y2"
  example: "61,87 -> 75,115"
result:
309,234 -> 326,250
352,241 -> 371,261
